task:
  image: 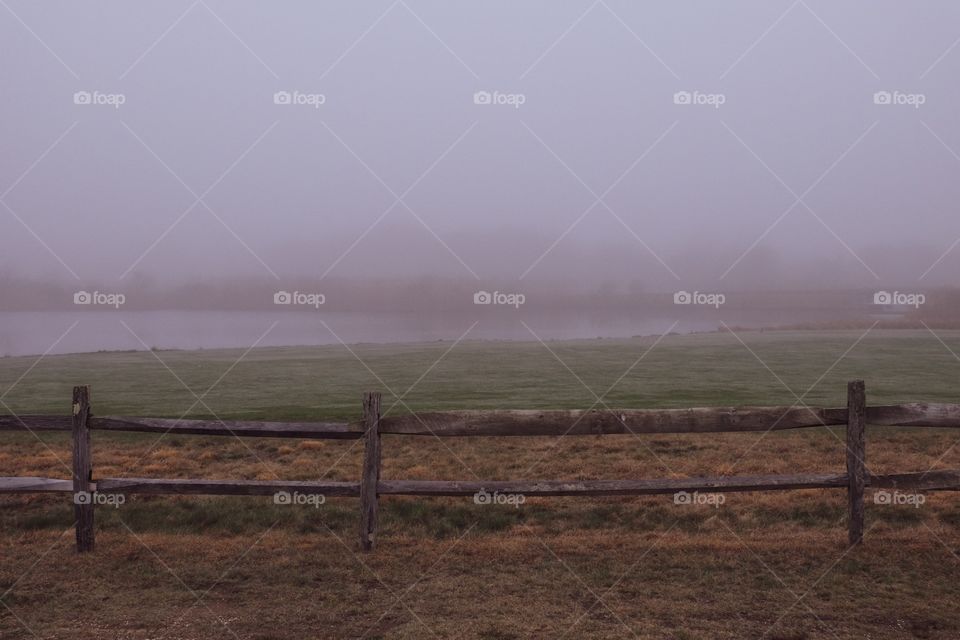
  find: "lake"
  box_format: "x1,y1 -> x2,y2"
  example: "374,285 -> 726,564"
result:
0,308 -> 841,357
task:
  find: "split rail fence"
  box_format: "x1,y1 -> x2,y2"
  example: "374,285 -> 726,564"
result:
2,381 -> 960,552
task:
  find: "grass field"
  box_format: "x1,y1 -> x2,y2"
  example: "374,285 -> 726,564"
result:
3,329 -> 960,639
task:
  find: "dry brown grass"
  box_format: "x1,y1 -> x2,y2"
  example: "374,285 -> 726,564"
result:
3,427 -> 960,639
2,518 -> 960,639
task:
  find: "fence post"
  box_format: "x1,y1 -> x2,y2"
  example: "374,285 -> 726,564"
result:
72,385 -> 94,552
359,391 -> 382,552
846,379 -> 866,546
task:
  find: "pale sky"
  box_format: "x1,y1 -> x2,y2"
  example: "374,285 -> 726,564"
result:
2,1 -> 960,293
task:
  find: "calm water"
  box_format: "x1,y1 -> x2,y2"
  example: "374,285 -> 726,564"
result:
0,309 -> 835,357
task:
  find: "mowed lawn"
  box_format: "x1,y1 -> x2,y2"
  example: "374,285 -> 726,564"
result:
3,329 -> 960,639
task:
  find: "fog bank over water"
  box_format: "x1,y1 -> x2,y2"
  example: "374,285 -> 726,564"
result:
4,221 -> 960,295
0,303 -> 901,358
2,218 -> 960,312
3,2 -> 960,353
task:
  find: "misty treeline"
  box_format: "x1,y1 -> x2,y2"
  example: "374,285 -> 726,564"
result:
0,272 -> 958,327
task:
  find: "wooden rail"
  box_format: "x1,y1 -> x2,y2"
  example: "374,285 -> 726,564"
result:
2,382 -> 960,552
96,478 -> 360,496
7,470 -> 958,497
0,415 -> 361,438
4,403 -> 960,436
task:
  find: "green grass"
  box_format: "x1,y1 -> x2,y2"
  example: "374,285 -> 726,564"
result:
1,329 -> 958,420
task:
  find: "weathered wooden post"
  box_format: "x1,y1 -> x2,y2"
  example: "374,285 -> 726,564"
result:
72,385 -> 94,552
359,391 -> 382,552
846,379 -> 866,545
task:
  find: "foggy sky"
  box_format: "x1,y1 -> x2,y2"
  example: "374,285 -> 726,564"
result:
2,1 -> 960,295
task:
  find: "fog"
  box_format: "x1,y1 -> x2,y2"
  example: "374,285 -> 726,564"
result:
2,2 -> 959,351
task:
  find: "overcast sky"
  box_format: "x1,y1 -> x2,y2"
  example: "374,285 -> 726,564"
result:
2,1 -> 960,292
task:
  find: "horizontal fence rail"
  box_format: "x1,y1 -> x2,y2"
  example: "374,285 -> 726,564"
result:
96,478 -> 361,496
4,403 -> 960,437
0,415 -> 361,439
1,383 -> 960,551
7,470 -> 959,498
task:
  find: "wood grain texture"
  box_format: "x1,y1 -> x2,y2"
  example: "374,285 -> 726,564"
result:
72,385 -> 94,552
91,416 -> 362,439
866,403 -> 960,428
359,392 -> 382,552
869,470 -> 960,491
5,403 -> 960,437
378,406 -> 848,436
846,380 -> 867,546
378,473 -> 850,496
96,478 -> 359,496
0,477 -> 76,492
8,470 -> 959,497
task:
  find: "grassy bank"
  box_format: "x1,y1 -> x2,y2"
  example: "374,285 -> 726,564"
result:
2,329 -> 960,638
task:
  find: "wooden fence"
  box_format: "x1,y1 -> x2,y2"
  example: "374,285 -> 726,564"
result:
2,381 -> 960,552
